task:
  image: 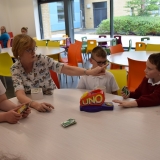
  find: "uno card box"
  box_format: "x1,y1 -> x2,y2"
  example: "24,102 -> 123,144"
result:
80,89 -> 114,112
31,88 -> 43,100
61,119 -> 76,128
17,104 -> 28,114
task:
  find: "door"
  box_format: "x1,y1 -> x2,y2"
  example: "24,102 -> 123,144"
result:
93,2 -> 107,28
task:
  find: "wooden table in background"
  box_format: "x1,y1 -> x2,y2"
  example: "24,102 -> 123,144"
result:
0,89 -> 160,160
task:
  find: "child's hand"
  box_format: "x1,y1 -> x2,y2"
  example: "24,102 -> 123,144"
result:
112,99 -> 138,108
22,107 -> 31,118
5,107 -> 22,124
121,91 -> 130,99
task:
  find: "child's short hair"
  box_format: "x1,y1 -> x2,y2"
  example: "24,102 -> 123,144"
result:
91,46 -> 107,58
148,53 -> 160,71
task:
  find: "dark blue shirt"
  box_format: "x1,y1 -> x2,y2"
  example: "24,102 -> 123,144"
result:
0,32 -> 10,48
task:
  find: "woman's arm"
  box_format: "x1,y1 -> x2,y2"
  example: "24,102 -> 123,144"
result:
16,90 -> 54,112
61,64 -> 107,76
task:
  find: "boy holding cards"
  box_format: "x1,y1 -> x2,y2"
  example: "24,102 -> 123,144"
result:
113,53 -> 160,107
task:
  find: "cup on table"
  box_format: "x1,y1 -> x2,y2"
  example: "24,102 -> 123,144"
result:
95,86 -> 106,93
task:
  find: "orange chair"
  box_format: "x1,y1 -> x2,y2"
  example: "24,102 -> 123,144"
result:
49,70 -> 60,89
60,43 -> 79,83
109,44 -> 124,69
135,42 -> 146,51
127,58 -> 146,92
86,40 -> 97,59
75,40 -> 84,67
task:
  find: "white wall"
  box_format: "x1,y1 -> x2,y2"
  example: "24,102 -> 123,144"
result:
0,0 -> 40,38
0,1 -> 10,28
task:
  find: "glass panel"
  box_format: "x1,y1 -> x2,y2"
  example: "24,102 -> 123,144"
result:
57,2 -> 64,22
40,1 -> 66,39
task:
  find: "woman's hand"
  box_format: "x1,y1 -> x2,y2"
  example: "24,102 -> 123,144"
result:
5,107 -> 22,124
32,101 -> 54,112
88,65 -> 107,76
112,99 -> 138,108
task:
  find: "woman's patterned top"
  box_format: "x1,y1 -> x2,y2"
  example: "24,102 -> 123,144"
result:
11,54 -> 64,95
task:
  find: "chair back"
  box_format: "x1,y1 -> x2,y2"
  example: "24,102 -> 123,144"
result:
86,40 -> 97,53
109,44 -> 124,69
127,58 -> 146,92
109,44 -> 124,54
7,39 -> 11,48
111,39 -> 117,46
107,69 -> 127,95
135,42 -> 146,51
0,41 -> 4,48
35,40 -> 46,46
141,37 -> 150,41
146,44 -> 160,51
128,39 -> 132,51
47,41 -> 60,47
81,36 -> 87,47
75,40 -> 83,64
98,35 -> 108,47
67,43 -> 78,67
66,37 -> 71,47
114,35 -> 122,44
49,70 -> 60,89
0,52 -> 13,77
8,32 -> 13,38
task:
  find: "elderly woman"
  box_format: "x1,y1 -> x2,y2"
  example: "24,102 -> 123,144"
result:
11,34 -> 107,112
0,26 -> 10,48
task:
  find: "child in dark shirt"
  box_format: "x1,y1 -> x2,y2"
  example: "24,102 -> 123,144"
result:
113,53 -> 160,107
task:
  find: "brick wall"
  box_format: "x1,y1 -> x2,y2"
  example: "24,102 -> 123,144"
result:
41,4 -> 52,38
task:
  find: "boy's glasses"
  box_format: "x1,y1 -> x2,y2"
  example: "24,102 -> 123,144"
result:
26,46 -> 37,53
91,57 -> 108,66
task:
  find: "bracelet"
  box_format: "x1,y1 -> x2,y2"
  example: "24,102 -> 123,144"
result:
84,69 -> 89,76
28,100 -> 34,107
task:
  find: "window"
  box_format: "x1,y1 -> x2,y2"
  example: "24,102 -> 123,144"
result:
57,2 -> 64,22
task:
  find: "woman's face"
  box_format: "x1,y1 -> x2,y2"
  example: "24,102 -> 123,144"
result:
1,27 -> 5,34
20,43 -> 36,63
21,29 -> 27,34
